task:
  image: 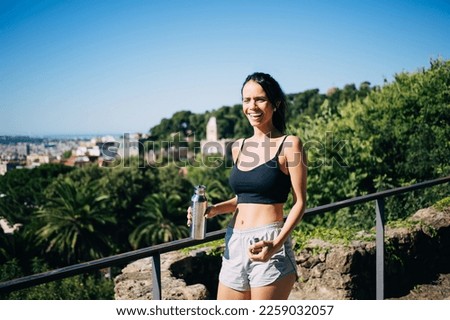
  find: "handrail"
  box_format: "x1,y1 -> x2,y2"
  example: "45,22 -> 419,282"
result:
305,175 -> 450,216
0,228 -> 226,294
1,175 -> 449,298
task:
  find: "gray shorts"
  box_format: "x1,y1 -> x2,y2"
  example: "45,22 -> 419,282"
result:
218,222 -> 297,292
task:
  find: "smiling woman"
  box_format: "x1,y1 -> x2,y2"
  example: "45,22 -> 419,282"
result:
187,72 -> 307,300
241,73 -> 287,135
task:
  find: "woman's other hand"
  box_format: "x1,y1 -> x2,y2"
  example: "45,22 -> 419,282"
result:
186,206 -> 192,226
248,240 -> 281,262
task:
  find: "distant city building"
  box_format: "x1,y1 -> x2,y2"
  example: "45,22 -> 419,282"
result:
26,154 -> 50,167
118,134 -> 140,159
0,162 -> 7,176
66,143 -> 103,167
200,117 -> 233,159
17,143 -> 31,157
206,116 -> 218,141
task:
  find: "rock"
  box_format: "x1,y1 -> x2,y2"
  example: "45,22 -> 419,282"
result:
114,250 -> 210,300
326,247 -> 351,273
411,207 -> 450,229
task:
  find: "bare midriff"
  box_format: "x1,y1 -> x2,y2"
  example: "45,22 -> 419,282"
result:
229,203 -> 284,230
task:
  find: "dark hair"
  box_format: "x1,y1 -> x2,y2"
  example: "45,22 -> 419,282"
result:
241,72 -> 287,134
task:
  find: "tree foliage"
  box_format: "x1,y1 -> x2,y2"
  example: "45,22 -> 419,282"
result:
34,178 -> 115,264
360,59 -> 450,183
0,258 -> 114,299
129,192 -> 189,248
291,59 -> 450,228
0,164 -> 74,224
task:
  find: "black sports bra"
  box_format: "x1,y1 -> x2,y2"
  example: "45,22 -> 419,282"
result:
229,136 -> 291,204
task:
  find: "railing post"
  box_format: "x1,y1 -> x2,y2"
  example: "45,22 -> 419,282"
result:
375,198 -> 385,300
151,253 -> 162,300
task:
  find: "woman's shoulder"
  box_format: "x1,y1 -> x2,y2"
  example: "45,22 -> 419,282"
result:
282,135 -> 306,166
283,134 -> 303,152
284,134 -> 302,145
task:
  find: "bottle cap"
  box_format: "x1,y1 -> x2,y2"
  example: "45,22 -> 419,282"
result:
195,185 -> 206,195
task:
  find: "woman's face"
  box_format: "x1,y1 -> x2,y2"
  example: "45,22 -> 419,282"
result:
242,80 -> 275,130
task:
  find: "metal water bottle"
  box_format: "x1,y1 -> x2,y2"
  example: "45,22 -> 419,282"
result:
191,185 -> 207,240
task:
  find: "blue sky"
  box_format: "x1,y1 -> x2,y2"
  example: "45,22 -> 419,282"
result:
1,0 -> 449,136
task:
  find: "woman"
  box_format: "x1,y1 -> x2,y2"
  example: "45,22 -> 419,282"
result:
188,72 -> 307,300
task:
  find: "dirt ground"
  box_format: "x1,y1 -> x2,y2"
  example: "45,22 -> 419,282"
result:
388,273 -> 450,300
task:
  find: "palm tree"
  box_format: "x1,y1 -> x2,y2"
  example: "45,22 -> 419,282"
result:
129,192 -> 189,249
34,178 -> 115,265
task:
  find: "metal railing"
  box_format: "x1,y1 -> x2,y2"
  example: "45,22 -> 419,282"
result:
1,175 -> 449,299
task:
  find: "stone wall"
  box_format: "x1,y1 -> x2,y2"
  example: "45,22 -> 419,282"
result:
114,206 -> 450,300
114,249 -> 221,300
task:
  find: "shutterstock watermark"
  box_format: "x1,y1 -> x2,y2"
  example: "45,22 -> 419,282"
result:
99,132 -> 349,169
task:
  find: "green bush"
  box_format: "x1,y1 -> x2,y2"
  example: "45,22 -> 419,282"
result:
0,258 -> 114,300
434,196 -> 450,212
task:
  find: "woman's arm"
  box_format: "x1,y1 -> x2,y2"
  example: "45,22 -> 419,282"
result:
187,195 -> 237,226
205,196 -> 238,218
277,135 -> 307,242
